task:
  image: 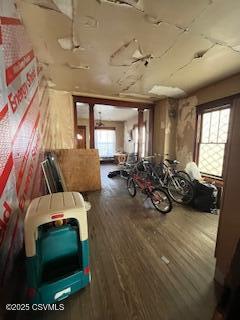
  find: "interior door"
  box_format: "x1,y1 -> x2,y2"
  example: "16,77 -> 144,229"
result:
76,126 -> 86,149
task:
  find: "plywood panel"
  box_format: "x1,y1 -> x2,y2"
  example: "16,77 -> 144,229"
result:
54,149 -> 101,192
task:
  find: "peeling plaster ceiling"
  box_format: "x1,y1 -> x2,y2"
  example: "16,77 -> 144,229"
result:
17,0 -> 240,101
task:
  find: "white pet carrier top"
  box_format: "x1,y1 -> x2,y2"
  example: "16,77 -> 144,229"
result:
24,192 -> 90,257
185,162 -> 203,181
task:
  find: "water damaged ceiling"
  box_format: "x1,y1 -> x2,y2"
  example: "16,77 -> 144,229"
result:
16,0 -> 240,102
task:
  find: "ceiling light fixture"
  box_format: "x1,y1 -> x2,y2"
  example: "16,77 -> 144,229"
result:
96,112 -> 104,127
77,133 -> 83,140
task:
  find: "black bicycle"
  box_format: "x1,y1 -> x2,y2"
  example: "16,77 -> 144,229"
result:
143,156 -> 194,205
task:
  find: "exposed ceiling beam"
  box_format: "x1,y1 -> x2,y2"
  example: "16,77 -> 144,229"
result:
73,95 -> 153,109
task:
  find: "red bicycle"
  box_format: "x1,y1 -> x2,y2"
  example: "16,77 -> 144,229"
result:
127,160 -> 172,214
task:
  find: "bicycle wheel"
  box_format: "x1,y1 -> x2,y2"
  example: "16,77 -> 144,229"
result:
150,188 -> 172,213
167,175 -> 194,204
177,170 -> 192,182
127,177 -> 136,197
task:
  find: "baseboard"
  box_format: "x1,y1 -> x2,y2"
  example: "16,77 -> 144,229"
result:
100,159 -> 115,164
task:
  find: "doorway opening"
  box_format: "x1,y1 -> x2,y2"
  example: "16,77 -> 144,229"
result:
76,125 -> 87,149
73,96 -> 153,162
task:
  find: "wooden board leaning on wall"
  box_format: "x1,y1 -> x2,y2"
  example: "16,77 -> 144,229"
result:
53,149 -> 101,192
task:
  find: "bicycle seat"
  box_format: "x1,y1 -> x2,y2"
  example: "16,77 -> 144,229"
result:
165,159 -> 180,165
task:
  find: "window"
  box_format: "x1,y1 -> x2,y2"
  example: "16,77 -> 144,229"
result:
95,129 -> 116,158
197,106 -> 231,178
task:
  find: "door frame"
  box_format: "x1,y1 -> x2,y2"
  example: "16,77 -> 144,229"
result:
76,125 -> 87,149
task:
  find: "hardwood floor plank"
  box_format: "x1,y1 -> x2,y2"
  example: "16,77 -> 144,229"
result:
20,164 -> 219,320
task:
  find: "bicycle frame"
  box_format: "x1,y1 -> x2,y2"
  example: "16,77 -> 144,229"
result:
162,162 -> 174,183
143,162 -> 166,188
127,159 -> 173,212
162,163 -> 190,194
147,160 -> 183,192
132,173 -> 154,193
128,160 -> 155,194
131,172 -> 166,205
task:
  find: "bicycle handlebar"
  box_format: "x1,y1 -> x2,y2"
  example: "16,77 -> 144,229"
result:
143,156 -> 155,160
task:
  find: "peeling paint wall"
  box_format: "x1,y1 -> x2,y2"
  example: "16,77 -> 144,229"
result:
153,100 -> 167,156
153,99 -> 177,159
164,99 -> 178,160
175,96 -> 197,169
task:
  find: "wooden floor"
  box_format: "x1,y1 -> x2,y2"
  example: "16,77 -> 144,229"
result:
20,164 -> 219,320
